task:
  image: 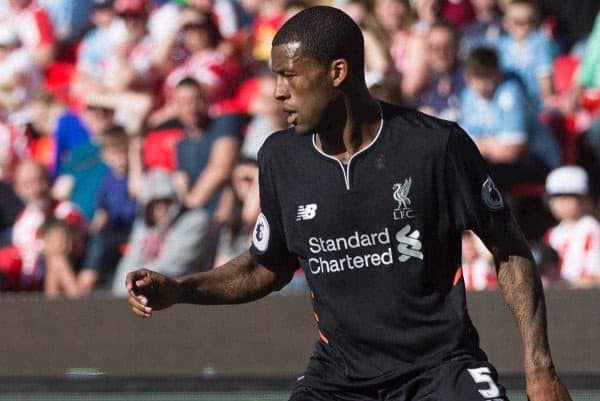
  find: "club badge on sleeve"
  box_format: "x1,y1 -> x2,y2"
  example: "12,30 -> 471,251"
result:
253,213 -> 270,252
481,176 -> 504,211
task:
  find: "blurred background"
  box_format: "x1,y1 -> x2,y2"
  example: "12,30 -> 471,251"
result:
0,0 -> 599,399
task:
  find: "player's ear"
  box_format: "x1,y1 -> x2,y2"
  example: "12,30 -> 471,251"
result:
330,58 -> 348,88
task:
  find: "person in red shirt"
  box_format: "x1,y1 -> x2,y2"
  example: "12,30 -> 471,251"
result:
0,159 -> 86,296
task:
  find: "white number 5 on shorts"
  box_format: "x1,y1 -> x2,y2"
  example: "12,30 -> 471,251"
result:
467,367 -> 501,399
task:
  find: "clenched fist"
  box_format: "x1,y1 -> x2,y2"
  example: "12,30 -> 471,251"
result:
125,269 -> 181,317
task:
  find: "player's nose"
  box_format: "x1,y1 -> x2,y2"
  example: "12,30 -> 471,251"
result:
273,76 -> 289,101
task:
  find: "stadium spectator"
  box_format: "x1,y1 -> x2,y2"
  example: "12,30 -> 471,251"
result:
28,91 -> 89,177
496,0 -> 556,109
37,0 -> 93,44
248,0 -> 285,62
0,0 -> 600,297
167,0 -> 248,40
460,47 -> 560,190
106,1 -> 156,91
4,0 -> 55,68
343,0 -> 391,88
52,104 -> 114,219
76,0 -> 124,83
143,77 -> 203,172
0,159 -> 86,296
0,24 -> 42,124
419,21 -> 464,121
458,0 -> 503,60
401,0 -> 443,100
544,166 -> 600,286
0,119 -> 28,181
213,157 -> 259,267
411,0 -> 441,34
240,73 -> 286,159
373,0 -> 418,94
150,77 -> 242,267
535,0 -> 600,52
77,0 -> 154,135
574,11 -> 600,94
111,168 -> 210,295
164,10 -> 242,112
0,181 -> 23,247
78,126 -> 140,294
570,12 -> 600,163
439,0 -> 473,27
27,91 -> 65,172
461,231 -> 497,291
170,78 -> 242,214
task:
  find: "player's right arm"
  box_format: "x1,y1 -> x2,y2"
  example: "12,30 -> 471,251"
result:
128,133 -> 295,317
126,251 -> 295,317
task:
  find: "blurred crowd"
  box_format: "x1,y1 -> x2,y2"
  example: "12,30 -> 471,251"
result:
1,0 -> 600,297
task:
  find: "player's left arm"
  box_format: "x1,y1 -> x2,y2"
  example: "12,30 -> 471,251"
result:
481,216 -> 572,401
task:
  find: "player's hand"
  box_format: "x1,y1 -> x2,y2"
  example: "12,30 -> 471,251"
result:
526,367 -> 572,401
125,269 -> 181,318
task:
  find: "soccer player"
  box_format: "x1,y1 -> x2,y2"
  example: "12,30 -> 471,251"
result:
126,6 -> 571,401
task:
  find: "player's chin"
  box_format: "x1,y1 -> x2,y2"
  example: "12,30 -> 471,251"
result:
291,122 -> 314,136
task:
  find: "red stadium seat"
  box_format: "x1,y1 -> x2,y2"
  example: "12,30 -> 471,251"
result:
553,55 -> 579,95
44,62 -> 76,103
142,127 -> 185,172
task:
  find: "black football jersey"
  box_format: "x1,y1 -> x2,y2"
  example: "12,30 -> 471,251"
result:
249,102 -> 510,388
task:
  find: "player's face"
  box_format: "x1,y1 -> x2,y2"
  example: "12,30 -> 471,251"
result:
271,42 -> 337,135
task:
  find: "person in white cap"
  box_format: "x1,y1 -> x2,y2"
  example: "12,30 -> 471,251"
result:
544,166 -> 600,286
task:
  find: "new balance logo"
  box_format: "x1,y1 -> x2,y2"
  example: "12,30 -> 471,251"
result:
297,204 -> 318,221
396,224 -> 423,262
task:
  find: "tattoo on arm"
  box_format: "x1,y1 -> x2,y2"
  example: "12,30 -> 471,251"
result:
177,252 -> 290,305
488,219 -> 554,372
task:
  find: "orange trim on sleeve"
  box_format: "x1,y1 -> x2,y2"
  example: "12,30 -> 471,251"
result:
453,266 -> 463,286
318,330 -> 329,344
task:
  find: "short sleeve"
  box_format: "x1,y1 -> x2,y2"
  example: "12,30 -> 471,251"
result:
249,149 -> 297,269
175,140 -> 185,172
445,124 -> 510,235
210,114 -> 246,141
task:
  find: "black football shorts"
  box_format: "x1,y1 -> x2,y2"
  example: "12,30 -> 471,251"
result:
288,355 -> 509,401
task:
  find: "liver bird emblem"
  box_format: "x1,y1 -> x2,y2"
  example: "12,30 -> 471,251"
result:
393,178 -> 412,210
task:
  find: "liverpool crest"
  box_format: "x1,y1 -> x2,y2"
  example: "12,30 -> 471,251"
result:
393,178 -> 414,220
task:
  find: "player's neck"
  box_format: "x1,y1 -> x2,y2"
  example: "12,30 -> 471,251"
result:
315,92 -> 381,163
